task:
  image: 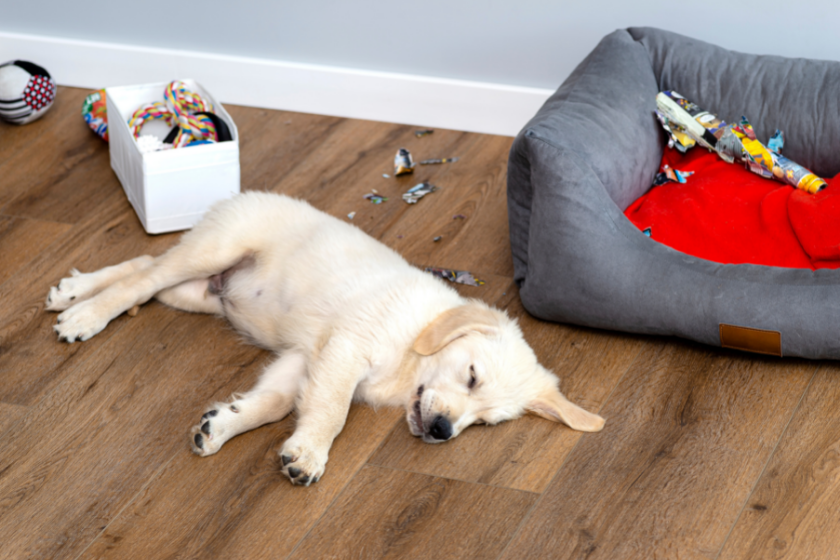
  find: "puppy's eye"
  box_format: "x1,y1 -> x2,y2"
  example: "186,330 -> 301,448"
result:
468,365 -> 477,389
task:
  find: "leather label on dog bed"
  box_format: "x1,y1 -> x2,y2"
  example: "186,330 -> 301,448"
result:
719,324 -> 782,357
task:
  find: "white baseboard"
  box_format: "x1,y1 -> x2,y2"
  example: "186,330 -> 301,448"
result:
0,31 -> 553,136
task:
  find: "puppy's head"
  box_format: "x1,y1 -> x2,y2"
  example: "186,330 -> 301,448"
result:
407,301 -> 604,443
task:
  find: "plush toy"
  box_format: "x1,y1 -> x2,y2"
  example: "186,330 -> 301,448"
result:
0,60 -> 57,125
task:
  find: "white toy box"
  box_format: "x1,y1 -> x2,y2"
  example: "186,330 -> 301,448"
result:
106,80 -> 240,234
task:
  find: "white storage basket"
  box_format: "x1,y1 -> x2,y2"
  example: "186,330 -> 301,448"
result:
106,80 -> 240,234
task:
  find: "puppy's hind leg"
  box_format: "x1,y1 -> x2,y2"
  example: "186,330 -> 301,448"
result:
46,256 -> 154,312
191,352 -> 306,457
54,219 -> 258,342
155,279 -> 224,315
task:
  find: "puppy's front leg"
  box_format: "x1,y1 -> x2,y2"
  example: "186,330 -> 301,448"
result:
279,337 -> 366,486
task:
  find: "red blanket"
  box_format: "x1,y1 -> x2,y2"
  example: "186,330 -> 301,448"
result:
625,148 -> 840,270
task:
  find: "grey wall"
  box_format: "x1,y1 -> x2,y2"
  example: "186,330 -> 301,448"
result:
2,0 -> 839,90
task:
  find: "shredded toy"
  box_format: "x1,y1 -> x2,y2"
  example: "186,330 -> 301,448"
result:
127,81 -> 222,151
425,267 -> 485,287
402,182 -> 438,204
419,157 -> 459,165
364,190 -> 387,204
655,91 -> 826,194
653,165 -> 694,186
394,148 -> 415,176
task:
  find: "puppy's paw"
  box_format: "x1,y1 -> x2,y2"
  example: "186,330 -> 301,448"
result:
54,299 -> 110,342
190,405 -> 241,457
45,269 -> 95,311
279,436 -> 328,486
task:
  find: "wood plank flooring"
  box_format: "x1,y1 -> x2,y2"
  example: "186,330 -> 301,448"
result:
1,86 -> 837,559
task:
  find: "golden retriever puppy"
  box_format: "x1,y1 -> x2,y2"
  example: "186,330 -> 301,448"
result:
46,192 -> 604,485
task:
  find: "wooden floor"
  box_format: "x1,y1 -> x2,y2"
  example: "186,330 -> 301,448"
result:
2,87 -> 840,560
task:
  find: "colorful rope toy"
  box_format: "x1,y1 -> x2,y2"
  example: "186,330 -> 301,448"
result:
128,101 -> 175,136
127,81 -> 219,149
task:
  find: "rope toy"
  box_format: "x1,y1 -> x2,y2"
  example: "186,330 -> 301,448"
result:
128,101 -> 175,137
127,81 -> 219,148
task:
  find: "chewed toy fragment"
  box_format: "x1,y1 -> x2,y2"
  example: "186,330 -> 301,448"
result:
767,130 -> 784,154
452,214 -> 466,219
347,211 -> 356,220
653,165 -> 694,186
655,91 -> 826,194
433,236 -> 442,242
394,148 -> 415,176
415,129 -> 434,137
425,267 -> 485,287
419,157 -> 459,165
402,182 -> 438,204
364,191 -> 387,204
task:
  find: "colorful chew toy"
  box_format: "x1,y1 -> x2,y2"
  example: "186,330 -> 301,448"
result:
82,89 -> 109,141
128,101 -> 176,136
126,81 -> 219,149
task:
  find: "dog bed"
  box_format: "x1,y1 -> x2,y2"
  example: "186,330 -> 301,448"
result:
507,27 -> 840,359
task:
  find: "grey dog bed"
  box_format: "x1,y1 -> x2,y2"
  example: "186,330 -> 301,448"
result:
507,27 -> 840,359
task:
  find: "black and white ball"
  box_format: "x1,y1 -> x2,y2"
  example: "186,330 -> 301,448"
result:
0,60 -> 57,125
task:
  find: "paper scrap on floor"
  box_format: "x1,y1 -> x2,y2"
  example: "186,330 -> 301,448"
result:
425,267 -> 485,286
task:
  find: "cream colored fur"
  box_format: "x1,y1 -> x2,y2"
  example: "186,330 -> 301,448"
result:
45,192 -> 604,486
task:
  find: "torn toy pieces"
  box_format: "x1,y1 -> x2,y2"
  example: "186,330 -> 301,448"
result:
402,182 -> 438,204
364,193 -> 388,204
394,148 -> 415,176
767,129 -> 784,154
655,91 -> 826,194
425,267 -> 485,287
653,165 -> 694,186
415,129 -> 434,137
347,211 -> 356,220
419,157 -> 459,165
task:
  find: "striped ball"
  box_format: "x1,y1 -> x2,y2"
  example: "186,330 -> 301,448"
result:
0,60 -> 57,125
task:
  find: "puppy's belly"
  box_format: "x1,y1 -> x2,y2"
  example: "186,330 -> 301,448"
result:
219,271 -> 328,351
222,289 -> 294,349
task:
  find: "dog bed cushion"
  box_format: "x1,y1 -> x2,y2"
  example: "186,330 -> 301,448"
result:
625,148 -> 840,270
507,27 -> 840,359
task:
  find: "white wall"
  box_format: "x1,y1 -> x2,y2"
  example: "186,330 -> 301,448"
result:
2,0 -> 838,90
2,1 -> 838,135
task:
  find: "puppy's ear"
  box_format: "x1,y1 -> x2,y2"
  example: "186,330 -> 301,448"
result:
414,303 -> 500,356
527,384 -> 605,432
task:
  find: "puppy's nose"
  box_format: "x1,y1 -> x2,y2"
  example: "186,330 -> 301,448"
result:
428,415 -> 452,441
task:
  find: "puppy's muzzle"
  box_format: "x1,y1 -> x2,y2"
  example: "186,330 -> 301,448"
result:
428,415 -> 453,441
